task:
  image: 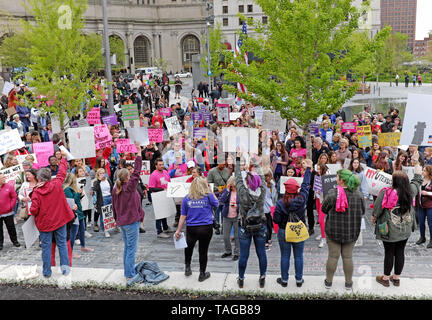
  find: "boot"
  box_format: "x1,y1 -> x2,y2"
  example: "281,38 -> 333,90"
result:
416,237 -> 426,245
427,241 -> 432,249
185,264 -> 192,276
198,271 -> 210,282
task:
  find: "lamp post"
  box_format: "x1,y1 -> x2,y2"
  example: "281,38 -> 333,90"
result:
204,0 -> 213,90
102,0 -> 115,115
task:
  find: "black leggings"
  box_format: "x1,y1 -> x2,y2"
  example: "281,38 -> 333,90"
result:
265,212 -> 273,243
185,224 -> 213,272
383,239 -> 408,276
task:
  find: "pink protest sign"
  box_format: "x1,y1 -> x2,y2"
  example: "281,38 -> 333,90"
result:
116,139 -> 139,154
341,122 -> 357,133
159,108 -> 171,117
33,142 -> 54,167
148,128 -> 164,143
94,124 -> 113,149
87,108 -> 101,125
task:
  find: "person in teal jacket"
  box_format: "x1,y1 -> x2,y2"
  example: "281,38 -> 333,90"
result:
63,173 -> 93,258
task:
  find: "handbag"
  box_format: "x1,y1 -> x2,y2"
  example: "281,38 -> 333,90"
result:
377,209 -> 390,240
285,211 -> 309,243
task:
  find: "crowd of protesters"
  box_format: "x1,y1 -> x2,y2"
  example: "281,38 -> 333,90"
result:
0,72 -> 431,289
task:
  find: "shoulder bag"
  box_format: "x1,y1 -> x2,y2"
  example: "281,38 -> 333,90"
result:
285,210 -> 309,243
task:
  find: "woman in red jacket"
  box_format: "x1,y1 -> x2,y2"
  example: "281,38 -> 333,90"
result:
30,150 -> 75,278
0,173 -> 21,250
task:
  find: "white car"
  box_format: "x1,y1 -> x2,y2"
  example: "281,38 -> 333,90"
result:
174,72 -> 192,78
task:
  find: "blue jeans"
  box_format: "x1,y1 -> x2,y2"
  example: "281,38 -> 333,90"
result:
277,228 -> 305,283
70,219 -> 86,250
39,224 -> 70,277
100,195 -> 112,232
120,221 -> 140,278
418,207 -> 432,239
156,218 -> 169,234
238,225 -> 267,280
214,205 -> 222,227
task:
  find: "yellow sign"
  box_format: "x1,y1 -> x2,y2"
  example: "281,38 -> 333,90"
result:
356,125 -> 372,148
378,132 -> 401,147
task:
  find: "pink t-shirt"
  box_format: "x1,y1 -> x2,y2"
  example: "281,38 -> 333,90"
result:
149,170 -> 171,189
227,191 -> 238,218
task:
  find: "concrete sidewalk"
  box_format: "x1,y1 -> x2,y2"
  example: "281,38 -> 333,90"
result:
1,264 -> 431,299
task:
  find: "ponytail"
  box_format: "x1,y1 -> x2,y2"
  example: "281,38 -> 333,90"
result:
337,169 -> 360,192
115,179 -> 123,195
115,168 -> 130,195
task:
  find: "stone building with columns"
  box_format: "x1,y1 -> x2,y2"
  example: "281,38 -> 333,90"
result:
0,0 -> 209,75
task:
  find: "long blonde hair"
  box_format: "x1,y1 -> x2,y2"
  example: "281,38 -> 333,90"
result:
115,168 -> 130,195
63,173 -> 79,193
188,176 -> 210,200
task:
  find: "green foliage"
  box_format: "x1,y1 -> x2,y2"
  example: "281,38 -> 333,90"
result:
223,0 -> 366,130
0,33 -> 32,68
153,57 -> 168,73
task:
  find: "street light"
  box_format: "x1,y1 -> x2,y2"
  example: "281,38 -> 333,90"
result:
204,0 -> 213,92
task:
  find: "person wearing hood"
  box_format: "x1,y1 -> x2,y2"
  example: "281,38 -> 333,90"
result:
234,151 -> 267,289
30,149 -> 75,278
263,169 -> 278,249
273,159 -> 312,288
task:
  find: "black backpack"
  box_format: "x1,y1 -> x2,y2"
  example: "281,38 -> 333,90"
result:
243,202 -> 265,234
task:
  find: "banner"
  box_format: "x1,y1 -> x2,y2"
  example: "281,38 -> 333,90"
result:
33,142 -> 54,167
116,138 -> 139,153
127,127 -> 149,146
217,104 -> 230,123
68,127 -> 96,159
0,164 -> 23,184
165,116 -> 182,136
378,132 -> 402,147
400,93 -> 432,146
341,122 -> 357,133
94,124 -> 113,149
101,204 -> 117,232
0,128 -> 25,155
148,128 -> 164,143
357,125 -> 372,148
321,175 -> 338,195
221,127 -> 259,153
86,108 -> 101,125
121,104 -> 140,128
102,114 -> 118,126
364,167 -> 392,196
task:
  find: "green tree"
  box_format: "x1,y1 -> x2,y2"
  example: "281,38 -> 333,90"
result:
223,0 -> 369,155
369,26 -> 391,86
201,23 -> 225,79
153,57 -> 168,73
384,32 -> 413,86
15,0 -> 104,139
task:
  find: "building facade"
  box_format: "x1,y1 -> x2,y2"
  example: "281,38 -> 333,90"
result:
414,36 -> 431,58
0,0 -> 209,74
380,0 -> 417,52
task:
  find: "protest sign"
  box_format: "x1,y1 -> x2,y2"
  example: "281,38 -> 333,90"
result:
148,128 -> 164,143
127,127 -> 149,146
313,175 -> 323,193
121,104 -> 140,128
71,119 -> 89,128
230,112 -> 242,121
321,175 -> 338,195
279,177 -> 303,194
378,132 -> 402,147
217,104 -> 230,123
114,103 -> 122,112
326,163 -> 343,175
16,154 -> 38,165
309,123 -> 320,136
116,139 -> 139,154
94,124 -> 113,149
86,108 -> 101,125
2,81 -> 14,95
21,216 -> 39,249
0,128 -> 25,155
254,107 -> 264,125
77,176 -> 93,211
402,166 -> 415,181
344,158 -> 351,169
221,127 -> 258,153
341,122 -> 357,133
159,108 -> 171,117
400,93 -> 432,146
151,190 -> 177,220
165,116 -> 182,136
102,114 -> 118,126
101,204 -> 117,232
140,160 -> 151,184
0,164 -> 23,184
356,125 -> 372,148
33,142 -> 54,167
68,127 -> 96,159
5,108 -> 16,118
261,110 -> 287,132
167,182 -> 191,198
201,110 -> 212,122
192,112 -> 203,121
193,128 -> 207,139
364,167 -> 392,196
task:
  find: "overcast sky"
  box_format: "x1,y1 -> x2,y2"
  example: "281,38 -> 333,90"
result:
416,0 -> 432,40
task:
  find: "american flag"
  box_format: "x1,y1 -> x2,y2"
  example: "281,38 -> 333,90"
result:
234,20 -> 248,95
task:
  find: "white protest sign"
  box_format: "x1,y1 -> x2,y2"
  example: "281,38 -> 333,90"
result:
326,163 -> 343,175
21,216 -> 40,249
165,116 -> 182,136
77,176 -> 93,211
101,204 -> 117,231
170,175 -> 192,183
167,181 -> 214,198
402,166 -> 415,181
344,158 -> 351,169
364,167 -> 392,196
400,93 -> 432,146
173,232 -> 188,249
217,105 -> 230,123
0,128 -> 25,155
2,81 -> 14,96
254,107 -> 264,125
230,112 -> 242,121
151,190 -> 177,220
51,114 -> 69,134
221,127 -> 258,153
59,146 -> 74,161
279,176 -> 304,194
0,164 -> 23,184
140,160 -> 151,185
261,110 -> 287,132
16,154 -> 38,165
68,127 -> 96,159
127,127 -> 149,146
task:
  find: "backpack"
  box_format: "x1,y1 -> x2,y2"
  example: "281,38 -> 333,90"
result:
243,202 -> 265,234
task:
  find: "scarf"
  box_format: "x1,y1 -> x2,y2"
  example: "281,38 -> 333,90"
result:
336,185 -> 348,212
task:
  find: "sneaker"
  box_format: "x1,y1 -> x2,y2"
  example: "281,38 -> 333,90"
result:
13,242 -> 21,248
259,276 -> 265,288
72,253 -> 81,259
185,265 -> 192,276
221,252 -> 232,258
93,224 -> 100,232
389,275 -> 400,287
81,247 -> 94,252
198,272 -> 210,282
237,278 -> 244,288
157,232 -> 170,238
215,229 -> 221,235
318,239 -> 326,248
324,279 -> 332,289
75,239 -> 80,245
139,228 -> 146,233
308,228 -> 315,236
315,235 -> 322,241
85,231 -> 92,238
416,237 -> 426,245
276,277 -> 287,287
345,282 -> 353,291
376,275 -> 390,287
232,255 -> 239,261
104,231 -> 111,238
296,279 -> 304,288
427,241 -> 432,249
